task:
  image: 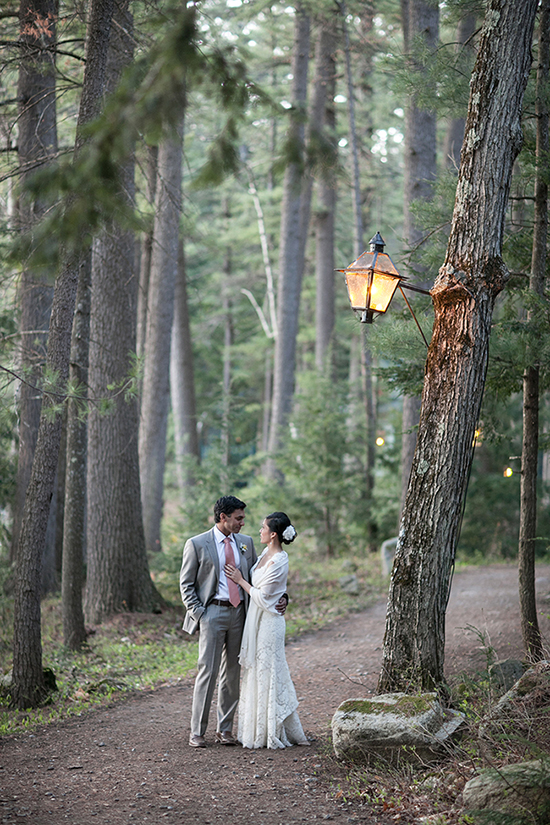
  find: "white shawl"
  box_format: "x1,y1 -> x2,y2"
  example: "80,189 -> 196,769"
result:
239,549 -> 288,669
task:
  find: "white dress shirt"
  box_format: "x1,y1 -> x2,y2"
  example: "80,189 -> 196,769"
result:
213,525 -> 243,602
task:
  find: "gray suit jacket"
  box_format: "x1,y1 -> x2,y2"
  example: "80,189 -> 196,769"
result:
179,528 -> 257,635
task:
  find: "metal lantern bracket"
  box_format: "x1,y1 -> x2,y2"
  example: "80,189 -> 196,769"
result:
397,282 -> 431,349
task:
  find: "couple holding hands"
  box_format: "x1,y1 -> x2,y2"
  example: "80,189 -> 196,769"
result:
180,495 -> 309,750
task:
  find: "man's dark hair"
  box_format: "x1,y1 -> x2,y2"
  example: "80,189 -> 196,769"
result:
214,495 -> 247,523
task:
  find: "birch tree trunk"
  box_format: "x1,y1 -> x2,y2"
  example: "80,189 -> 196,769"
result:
378,0 -> 538,694
266,4 -> 309,474
11,0 -> 57,568
139,128 -> 182,554
518,0 -> 548,664
12,0 -> 115,709
399,0 -> 439,517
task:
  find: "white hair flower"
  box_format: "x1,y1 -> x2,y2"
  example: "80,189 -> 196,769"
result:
282,525 -> 296,541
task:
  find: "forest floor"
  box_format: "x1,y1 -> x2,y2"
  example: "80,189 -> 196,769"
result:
1,563 -> 550,825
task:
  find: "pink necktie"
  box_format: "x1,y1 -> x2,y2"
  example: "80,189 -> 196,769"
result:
224,537 -> 241,607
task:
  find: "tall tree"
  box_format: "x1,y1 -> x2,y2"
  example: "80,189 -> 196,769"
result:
399,0 -> 439,515
11,0 -> 57,569
61,254 -> 89,649
170,239 -> 200,492
12,0 -> 116,709
84,0 -> 160,624
266,4 -> 310,475
378,0 -> 538,694
313,15 -> 338,369
518,0 -> 548,664
339,0 -> 377,550
139,126 -> 183,554
136,145 -> 158,368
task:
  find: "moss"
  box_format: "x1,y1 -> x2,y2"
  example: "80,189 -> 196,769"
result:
340,694 -> 436,718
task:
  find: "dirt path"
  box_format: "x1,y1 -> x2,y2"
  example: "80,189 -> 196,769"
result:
1,564 -> 549,825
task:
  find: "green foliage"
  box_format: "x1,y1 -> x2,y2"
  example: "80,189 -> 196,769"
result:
369,311 -> 431,397
273,371 -> 364,556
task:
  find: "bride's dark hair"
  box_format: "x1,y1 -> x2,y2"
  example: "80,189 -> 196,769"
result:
266,512 -> 297,545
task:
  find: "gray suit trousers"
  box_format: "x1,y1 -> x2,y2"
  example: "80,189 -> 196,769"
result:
191,601 -> 245,736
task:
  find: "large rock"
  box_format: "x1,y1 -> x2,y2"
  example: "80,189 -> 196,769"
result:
462,760 -> 550,823
488,658 -> 525,694
480,660 -> 550,741
339,574 -> 360,595
331,692 -> 464,764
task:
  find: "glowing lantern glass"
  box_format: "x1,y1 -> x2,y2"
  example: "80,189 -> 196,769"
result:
340,232 -> 404,324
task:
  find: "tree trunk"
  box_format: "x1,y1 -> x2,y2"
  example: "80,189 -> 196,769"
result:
378,0 -> 538,695
84,0 -> 160,626
11,0 -> 57,567
221,209 -> 233,479
399,0 -> 439,522
139,127 -> 183,554
12,0 -> 116,710
61,254 -> 89,649
339,0 -> 378,548
518,0 -> 548,664
170,239 -> 199,492
136,145 -> 158,366
265,4 -> 309,474
313,18 -> 337,370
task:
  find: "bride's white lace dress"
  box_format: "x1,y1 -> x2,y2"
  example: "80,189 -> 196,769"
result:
237,549 -> 308,749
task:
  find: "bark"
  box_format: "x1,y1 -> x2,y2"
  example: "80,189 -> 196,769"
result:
85,1 -> 161,622
313,18 -> 337,370
378,0 -> 538,694
339,0 -> 378,544
243,167 -> 276,452
11,0 -> 57,567
442,15 -> 476,171
297,13 -> 335,313
338,0 -> 363,259
136,145 -> 158,366
61,255 -> 89,649
518,0 -> 548,664
11,0 -> 115,709
139,128 -> 183,554
361,337 -> 377,551
399,0 -> 439,522
170,240 -> 199,492
265,4 -> 309,474
221,205 -> 232,477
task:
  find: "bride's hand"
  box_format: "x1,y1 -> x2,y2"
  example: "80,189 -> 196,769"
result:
224,563 -> 244,585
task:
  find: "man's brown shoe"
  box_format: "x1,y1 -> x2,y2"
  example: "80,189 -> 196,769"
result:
189,733 -> 206,748
215,731 -> 237,745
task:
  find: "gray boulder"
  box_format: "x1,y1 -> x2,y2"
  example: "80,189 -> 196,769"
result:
339,574 -> 360,595
480,660 -> 550,740
462,760 -> 550,823
331,692 -> 464,764
488,658 -> 525,694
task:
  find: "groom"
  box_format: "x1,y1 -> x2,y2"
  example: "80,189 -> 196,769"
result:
180,495 -> 286,748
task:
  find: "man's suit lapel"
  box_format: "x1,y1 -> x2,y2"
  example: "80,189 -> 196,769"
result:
205,529 -> 220,577
235,536 -> 250,581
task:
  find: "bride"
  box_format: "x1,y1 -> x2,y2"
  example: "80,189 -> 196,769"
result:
224,511 -> 309,749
